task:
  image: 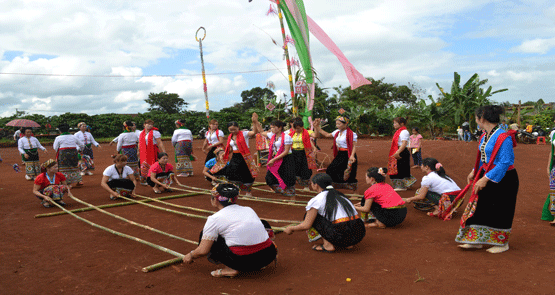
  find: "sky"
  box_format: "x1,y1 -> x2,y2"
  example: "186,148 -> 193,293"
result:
0,0 -> 554,117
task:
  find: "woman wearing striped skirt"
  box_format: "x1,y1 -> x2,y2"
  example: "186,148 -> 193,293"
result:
116,120 -> 140,178
74,122 -> 101,176
172,119 -> 194,177
53,123 -> 84,188
18,127 -> 47,180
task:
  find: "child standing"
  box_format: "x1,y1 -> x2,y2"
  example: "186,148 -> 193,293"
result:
409,127 -> 423,168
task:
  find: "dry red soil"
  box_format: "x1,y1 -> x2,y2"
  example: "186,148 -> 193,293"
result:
1,138 -> 554,294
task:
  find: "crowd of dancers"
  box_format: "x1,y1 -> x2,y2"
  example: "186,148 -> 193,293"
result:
12,104 -> 555,277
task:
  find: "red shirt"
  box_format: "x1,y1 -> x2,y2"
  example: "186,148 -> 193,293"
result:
147,162 -> 174,177
364,183 -> 405,208
34,172 -> 66,191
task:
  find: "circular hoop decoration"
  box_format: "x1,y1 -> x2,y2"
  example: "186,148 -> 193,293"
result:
195,27 -> 206,42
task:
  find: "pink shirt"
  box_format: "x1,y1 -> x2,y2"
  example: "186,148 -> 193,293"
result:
364,183 -> 405,208
147,162 -> 174,177
409,134 -> 423,148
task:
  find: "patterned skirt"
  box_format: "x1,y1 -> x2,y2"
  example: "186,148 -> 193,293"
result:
541,167 -> 555,221
147,172 -> 174,187
107,179 -> 135,197
81,145 -> 95,170
22,148 -> 41,177
121,145 -> 140,178
175,140 -> 193,174
265,154 -> 296,197
455,169 -> 519,246
57,148 -> 82,184
390,149 -> 416,189
40,185 -> 68,201
307,214 -> 366,247
326,151 -> 357,191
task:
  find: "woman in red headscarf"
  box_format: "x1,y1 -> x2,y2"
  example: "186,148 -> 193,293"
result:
313,116 -> 358,191
220,113 -> 260,196
139,119 -> 166,184
387,117 -> 416,191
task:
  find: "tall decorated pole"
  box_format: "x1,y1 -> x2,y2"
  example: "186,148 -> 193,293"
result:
275,0 -> 297,116
196,27 -> 210,122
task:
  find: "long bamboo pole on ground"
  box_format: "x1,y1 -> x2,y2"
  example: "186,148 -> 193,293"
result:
177,184 -> 305,206
35,192 -> 205,219
142,222 -> 299,273
117,195 -> 210,220
69,195 -> 198,245
46,199 -> 185,261
134,194 -> 302,224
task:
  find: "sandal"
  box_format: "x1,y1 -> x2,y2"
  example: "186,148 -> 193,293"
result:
55,200 -> 66,206
365,222 -> 386,229
41,200 -> 52,208
312,244 -> 334,253
427,211 -> 439,217
210,269 -> 238,278
153,189 -> 161,194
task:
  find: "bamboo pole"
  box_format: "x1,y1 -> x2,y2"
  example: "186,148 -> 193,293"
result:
35,192 -> 205,218
117,195 -> 210,220
134,194 -> 302,224
46,199 -> 185,259
69,195 -> 198,245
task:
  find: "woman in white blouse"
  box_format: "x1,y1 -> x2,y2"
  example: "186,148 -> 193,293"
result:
172,120 -> 194,177
202,119 -> 225,163
403,158 -> 461,217
74,122 -> 101,176
283,173 -> 366,252
313,116 -> 358,191
53,123 -> 85,187
18,127 -> 47,180
101,154 -> 137,200
219,113 -> 260,196
255,120 -> 296,197
183,183 -> 277,278
116,121 -> 140,178
387,117 -> 417,191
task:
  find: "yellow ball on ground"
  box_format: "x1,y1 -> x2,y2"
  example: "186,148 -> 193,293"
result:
346,278 -> 351,282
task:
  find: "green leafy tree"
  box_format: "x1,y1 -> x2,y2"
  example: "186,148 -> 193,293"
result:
239,87 -> 276,112
332,78 -> 418,110
145,91 -> 188,114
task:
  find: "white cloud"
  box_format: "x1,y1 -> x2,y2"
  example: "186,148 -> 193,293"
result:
510,38 -> 555,54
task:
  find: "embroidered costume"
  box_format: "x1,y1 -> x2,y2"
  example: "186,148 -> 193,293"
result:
18,136 -> 46,178
289,129 -> 316,186
205,129 -> 225,163
221,131 -> 258,193
147,162 -> 174,187
172,127 -> 194,175
265,132 -> 296,196
53,134 -> 84,184
412,171 -> 461,218
103,164 -> 135,198
116,131 -> 140,178
455,127 -> 519,246
139,128 -> 162,180
74,130 -> 99,171
34,172 -> 68,202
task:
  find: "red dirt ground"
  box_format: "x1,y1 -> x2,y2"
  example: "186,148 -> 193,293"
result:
1,137 -> 554,294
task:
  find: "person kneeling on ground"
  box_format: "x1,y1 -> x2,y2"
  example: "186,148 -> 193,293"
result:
33,159 -> 73,208
354,167 -> 407,229
147,152 -> 182,194
283,173 -> 366,252
203,147 -> 228,186
101,154 -> 138,200
403,158 -> 461,218
182,183 -> 277,278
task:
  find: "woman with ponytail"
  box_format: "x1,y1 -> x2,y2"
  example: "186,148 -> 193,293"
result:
387,117 -> 417,191
172,119 -> 194,177
403,158 -> 461,217
283,173 -> 365,252
455,105 -> 518,254
313,116 -> 358,191
116,121 -> 140,178
354,167 -> 407,229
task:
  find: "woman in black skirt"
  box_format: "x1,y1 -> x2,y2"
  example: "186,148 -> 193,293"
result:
182,184 -> 277,278
283,173 -> 366,252
456,105 -> 518,254
387,117 -> 416,191
256,120 -> 296,197
313,116 -> 358,191
288,117 -> 317,189
202,119 -> 225,163
101,154 -> 137,200
220,113 -> 260,196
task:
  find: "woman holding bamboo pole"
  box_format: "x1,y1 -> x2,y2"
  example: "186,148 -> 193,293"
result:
147,152 -> 182,194
283,173 -> 365,252
220,113 -> 260,196
313,116 -> 358,191
33,159 -> 73,208
101,154 -> 137,200
182,183 -> 277,278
